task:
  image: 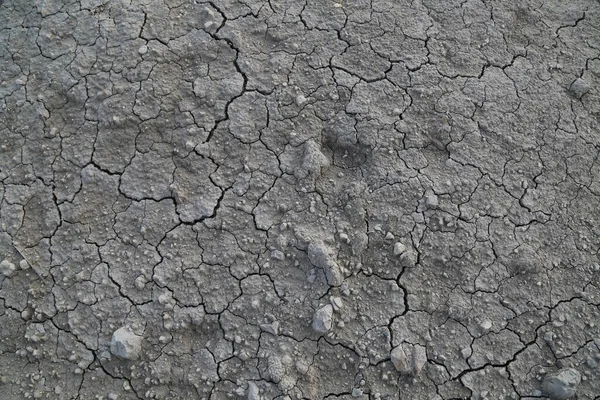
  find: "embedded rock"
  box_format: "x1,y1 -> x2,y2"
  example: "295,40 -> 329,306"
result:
110,327 -> 142,361
312,304 -> 334,334
542,368 -> 581,399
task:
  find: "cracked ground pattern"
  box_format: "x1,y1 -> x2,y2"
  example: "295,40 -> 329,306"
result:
0,0 -> 600,399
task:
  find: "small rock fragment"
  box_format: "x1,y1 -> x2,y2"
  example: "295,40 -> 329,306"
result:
425,193 -> 438,208
479,320 -> 492,333
330,296 -> 343,311
19,259 -> 30,270
271,250 -> 285,261
418,193 -> 439,211
393,242 -> 406,257
21,307 -> 33,320
260,321 -> 279,336
308,241 -> 344,286
391,345 -> 409,373
541,368 -> 581,399
351,387 -> 364,397
460,347 -> 471,360
412,345 -> 427,375
312,304 -> 334,334
296,94 -> 307,105
184,140 -> 195,151
0,260 -> 17,277
134,275 -> 146,290
569,78 -> 590,99
340,281 -> 350,296
110,326 -> 142,360
391,343 -> 427,376
46,127 -> 58,138
247,381 -> 260,400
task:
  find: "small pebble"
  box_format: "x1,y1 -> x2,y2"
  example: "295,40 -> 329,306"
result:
569,78 -> 590,99
393,242 -> 406,257
312,304 -> 334,334
0,260 -> 17,277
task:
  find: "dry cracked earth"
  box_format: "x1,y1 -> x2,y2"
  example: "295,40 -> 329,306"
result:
1,0 -> 600,399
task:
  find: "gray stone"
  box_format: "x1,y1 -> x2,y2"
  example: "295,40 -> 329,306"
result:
330,296 -> 343,311
19,259 -> 30,270
271,250 -> 285,260
110,326 -> 142,361
0,260 -> 17,277
569,78 -> 590,99
247,381 -> 260,400
312,304 -> 334,334
391,343 -> 427,376
260,321 -> 279,336
541,368 -> 581,399
393,242 -> 406,257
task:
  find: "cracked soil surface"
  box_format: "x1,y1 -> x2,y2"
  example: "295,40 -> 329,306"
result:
1,0 -> 600,399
